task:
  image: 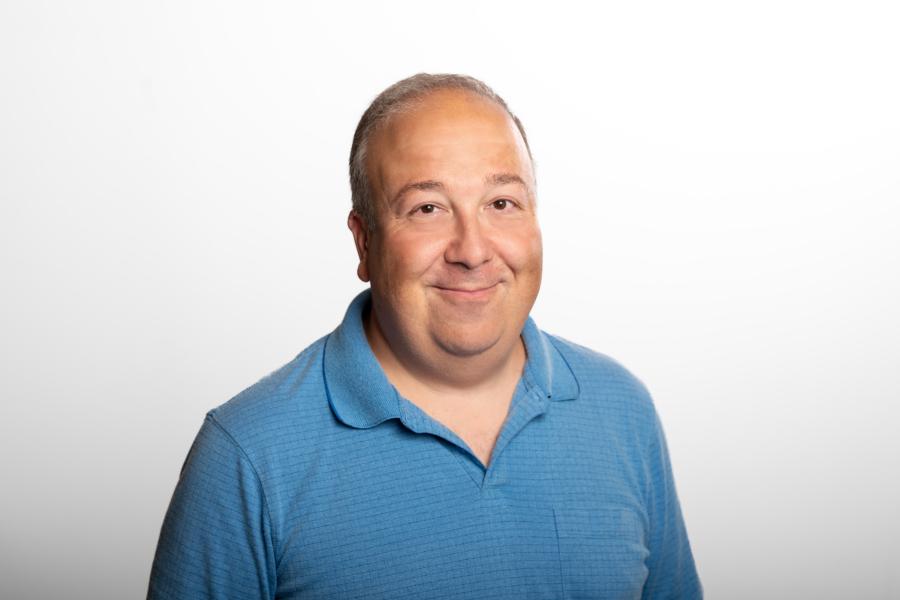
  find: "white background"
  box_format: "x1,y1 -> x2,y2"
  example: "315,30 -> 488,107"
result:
2,1 -> 898,598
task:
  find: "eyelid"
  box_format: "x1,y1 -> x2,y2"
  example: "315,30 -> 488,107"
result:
409,202 -> 445,216
490,197 -> 521,209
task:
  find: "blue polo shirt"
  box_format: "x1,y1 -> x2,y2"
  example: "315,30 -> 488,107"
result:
148,290 -> 701,599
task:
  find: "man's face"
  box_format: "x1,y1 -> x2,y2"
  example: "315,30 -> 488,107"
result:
350,89 -> 542,361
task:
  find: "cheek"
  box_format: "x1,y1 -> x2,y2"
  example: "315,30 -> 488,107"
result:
380,233 -> 447,283
497,226 -> 543,273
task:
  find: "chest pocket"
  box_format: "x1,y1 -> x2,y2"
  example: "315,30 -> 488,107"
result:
554,506 -> 650,600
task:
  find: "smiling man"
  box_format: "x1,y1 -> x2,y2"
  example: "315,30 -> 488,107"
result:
148,74 -> 702,599
348,86 -> 543,467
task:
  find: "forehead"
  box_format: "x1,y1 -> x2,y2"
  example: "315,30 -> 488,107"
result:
366,90 -> 532,191
377,89 -> 514,142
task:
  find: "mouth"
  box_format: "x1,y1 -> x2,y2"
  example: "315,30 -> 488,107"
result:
432,282 -> 501,301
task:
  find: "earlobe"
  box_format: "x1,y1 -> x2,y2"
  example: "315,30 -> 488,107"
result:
348,210 -> 371,282
357,261 -> 369,282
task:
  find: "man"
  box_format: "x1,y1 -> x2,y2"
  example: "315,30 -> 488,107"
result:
148,73 -> 702,599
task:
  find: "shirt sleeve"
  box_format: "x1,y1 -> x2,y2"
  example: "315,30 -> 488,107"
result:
641,408 -> 703,599
147,414 -> 277,600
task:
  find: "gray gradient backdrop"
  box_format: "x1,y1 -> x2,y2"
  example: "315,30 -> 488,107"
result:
2,1 -> 898,598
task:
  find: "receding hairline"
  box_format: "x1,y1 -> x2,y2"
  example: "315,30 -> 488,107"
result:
365,87 -> 530,155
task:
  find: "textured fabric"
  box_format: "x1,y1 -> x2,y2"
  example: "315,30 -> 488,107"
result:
148,290 -> 702,599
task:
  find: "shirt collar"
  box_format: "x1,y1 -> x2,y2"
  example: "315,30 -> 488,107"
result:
323,289 -> 579,429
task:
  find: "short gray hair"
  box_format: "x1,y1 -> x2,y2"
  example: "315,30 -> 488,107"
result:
349,73 -> 533,230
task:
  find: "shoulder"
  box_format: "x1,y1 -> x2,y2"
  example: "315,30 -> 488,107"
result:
544,332 -> 658,427
204,334 -> 334,461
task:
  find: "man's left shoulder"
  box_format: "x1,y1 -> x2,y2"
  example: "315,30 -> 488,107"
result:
542,331 -> 657,421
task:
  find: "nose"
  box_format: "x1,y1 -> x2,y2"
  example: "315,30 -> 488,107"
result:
444,211 -> 493,269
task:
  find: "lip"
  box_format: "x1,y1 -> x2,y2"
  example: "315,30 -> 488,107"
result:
433,282 -> 500,301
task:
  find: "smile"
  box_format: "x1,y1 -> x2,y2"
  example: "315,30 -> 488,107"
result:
433,283 -> 500,301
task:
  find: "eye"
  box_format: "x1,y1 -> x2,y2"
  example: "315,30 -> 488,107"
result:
491,199 -> 513,210
416,204 -> 437,214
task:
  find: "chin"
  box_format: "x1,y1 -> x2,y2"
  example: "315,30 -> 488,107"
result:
430,324 -> 504,358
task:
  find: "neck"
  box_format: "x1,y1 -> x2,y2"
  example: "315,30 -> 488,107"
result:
363,304 -> 527,400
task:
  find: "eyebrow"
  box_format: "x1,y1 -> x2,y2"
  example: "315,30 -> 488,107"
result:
391,180 -> 445,205
485,172 -> 527,188
390,173 -> 531,206
487,172 -> 535,202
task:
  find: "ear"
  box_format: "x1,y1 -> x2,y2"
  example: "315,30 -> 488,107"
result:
347,210 -> 371,282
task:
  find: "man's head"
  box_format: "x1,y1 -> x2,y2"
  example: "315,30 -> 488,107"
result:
349,73 -> 534,231
347,73 -> 542,368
